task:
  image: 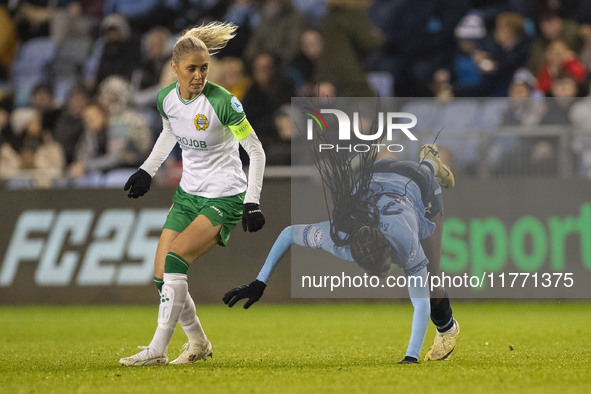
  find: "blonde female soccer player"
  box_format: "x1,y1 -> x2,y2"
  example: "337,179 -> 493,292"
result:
120,22 -> 266,366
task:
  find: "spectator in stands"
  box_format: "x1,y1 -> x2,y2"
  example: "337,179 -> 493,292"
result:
314,0 -> 382,97
567,79 -> 591,130
526,10 -> 582,75
131,26 -> 172,107
13,0 -> 53,41
491,68 -> 547,176
496,72 -> 577,177
53,85 -> 90,165
316,80 -> 337,97
313,80 -> 338,107
435,12 -> 489,97
211,57 -> 251,100
0,104 -> 13,147
265,104 -> 291,165
96,75 -> 152,170
90,14 -> 140,91
219,0 -> 260,58
575,0 -> 591,73
103,0 -> 178,35
244,0 -> 304,64
50,0 -> 105,44
541,72 -> 580,124
243,0 -> 304,65
242,52 -> 294,148
501,68 -> 545,126
288,29 -> 324,96
536,39 -> 586,95
0,4 -> 17,82
480,12 -> 531,96
265,104 -> 309,165
292,0 -> 327,28
67,103 -> 108,179
377,0 -> 469,97
0,108 -> 65,185
29,83 -> 61,135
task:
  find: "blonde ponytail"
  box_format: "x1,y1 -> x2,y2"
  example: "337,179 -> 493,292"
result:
172,22 -> 237,63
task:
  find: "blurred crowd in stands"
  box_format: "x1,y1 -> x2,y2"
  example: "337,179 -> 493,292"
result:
2,0 -> 591,188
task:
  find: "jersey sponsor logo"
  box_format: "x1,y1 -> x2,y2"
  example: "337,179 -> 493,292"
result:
175,135 -> 208,150
0,208 -> 168,287
194,114 -> 209,130
231,96 -> 244,113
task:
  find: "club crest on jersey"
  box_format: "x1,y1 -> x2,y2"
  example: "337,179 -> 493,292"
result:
194,114 -> 209,131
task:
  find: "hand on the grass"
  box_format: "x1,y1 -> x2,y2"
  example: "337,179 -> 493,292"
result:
223,279 -> 266,309
397,356 -> 419,364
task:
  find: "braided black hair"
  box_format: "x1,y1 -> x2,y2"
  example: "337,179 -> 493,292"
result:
308,104 -> 382,246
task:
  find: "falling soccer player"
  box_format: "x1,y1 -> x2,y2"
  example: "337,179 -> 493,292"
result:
224,141 -> 459,364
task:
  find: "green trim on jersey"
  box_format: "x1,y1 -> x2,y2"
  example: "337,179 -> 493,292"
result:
175,82 -> 202,105
156,82 -> 176,119
201,81 -> 246,127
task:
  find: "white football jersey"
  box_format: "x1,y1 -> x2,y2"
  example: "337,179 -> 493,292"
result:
156,80 -> 254,198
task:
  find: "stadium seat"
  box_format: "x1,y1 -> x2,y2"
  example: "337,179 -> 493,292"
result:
10,38 -> 57,107
400,99 -> 439,133
72,172 -> 104,188
366,71 -> 394,97
477,98 -> 509,132
6,177 -> 33,190
571,133 -> 591,178
103,168 -> 137,188
436,99 -> 480,134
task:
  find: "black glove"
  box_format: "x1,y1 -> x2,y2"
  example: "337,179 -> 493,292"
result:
124,169 -> 151,198
397,356 -> 419,364
223,279 -> 266,309
242,203 -> 265,232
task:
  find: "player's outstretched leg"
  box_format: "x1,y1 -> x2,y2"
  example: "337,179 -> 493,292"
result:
170,295 -> 213,364
419,144 -> 455,189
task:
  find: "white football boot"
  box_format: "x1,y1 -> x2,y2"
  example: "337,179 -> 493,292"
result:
419,144 -> 455,189
119,346 -> 168,366
170,340 -> 213,365
424,319 -> 460,361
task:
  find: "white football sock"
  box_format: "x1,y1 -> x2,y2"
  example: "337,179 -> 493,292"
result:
148,273 -> 188,355
423,159 -> 439,175
179,294 -> 208,345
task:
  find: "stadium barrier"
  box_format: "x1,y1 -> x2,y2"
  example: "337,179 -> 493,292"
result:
1,177 -> 590,304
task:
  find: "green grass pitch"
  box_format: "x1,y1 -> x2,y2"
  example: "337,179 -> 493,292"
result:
1,302 -> 590,393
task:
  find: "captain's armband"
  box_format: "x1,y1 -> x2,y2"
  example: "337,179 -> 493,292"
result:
229,117 -> 253,141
